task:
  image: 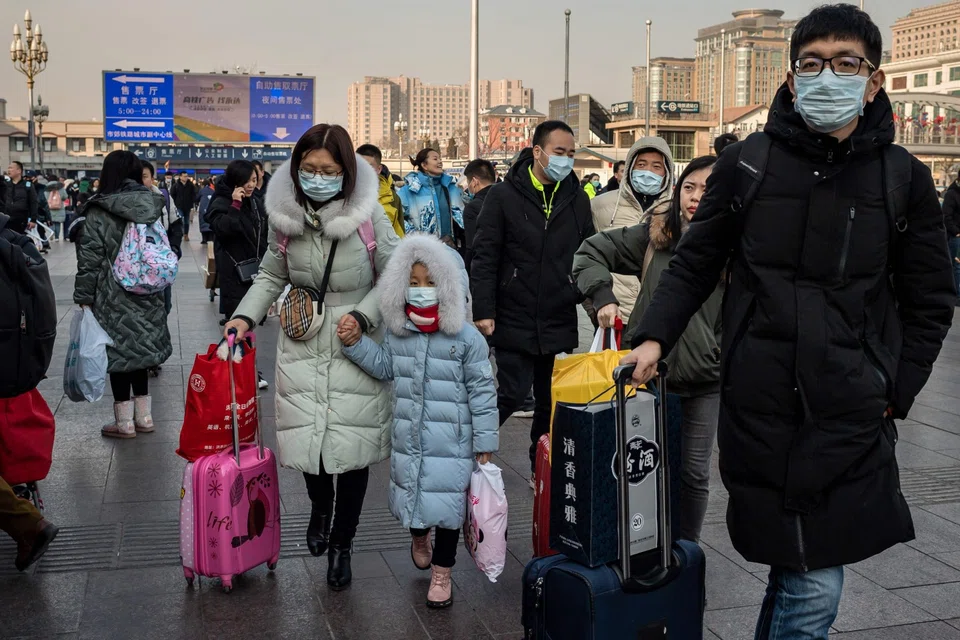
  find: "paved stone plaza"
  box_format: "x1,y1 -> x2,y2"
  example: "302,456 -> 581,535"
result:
4,228 -> 960,639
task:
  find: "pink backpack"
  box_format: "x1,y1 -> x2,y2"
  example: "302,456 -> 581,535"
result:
277,219 -> 377,282
112,221 -> 179,295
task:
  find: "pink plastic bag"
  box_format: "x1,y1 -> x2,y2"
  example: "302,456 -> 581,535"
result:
463,462 -> 508,582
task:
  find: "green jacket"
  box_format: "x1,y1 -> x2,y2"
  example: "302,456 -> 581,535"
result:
573,208 -> 722,396
73,181 -> 172,373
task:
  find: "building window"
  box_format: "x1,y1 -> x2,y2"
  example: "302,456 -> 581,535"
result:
42,137 -> 56,153
937,71 -> 944,85
69,138 -> 86,153
95,138 -> 109,152
914,73 -> 928,88
10,137 -> 26,152
951,66 -> 960,81
661,130 -> 694,162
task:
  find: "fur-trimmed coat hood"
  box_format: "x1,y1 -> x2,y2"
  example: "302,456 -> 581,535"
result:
377,233 -> 469,337
265,154 -> 381,241
646,204 -> 676,252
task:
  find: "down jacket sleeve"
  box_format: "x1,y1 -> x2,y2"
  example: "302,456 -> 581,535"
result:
463,327 -> 498,454
73,212 -> 105,307
469,186 -> 505,321
573,222 -> 652,312
631,146 -> 742,351
341,334 -> 394,381
353,207 -> 401,329
891,159 -> 956,418
231,228 -> 289,324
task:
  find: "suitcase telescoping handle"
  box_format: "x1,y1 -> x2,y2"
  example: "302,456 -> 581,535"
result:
226,329 -> 264,464
613,362 -> 672,586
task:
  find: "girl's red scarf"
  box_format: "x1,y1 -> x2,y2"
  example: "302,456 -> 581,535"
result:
405,304 -> 440,333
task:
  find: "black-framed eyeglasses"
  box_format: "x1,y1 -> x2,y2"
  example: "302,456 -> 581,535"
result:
298,169 -> 342,181
791,56 -> 877,78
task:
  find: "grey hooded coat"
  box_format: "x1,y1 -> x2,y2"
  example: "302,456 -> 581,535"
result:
232,157 -> 401,476
342,234 -> 498,530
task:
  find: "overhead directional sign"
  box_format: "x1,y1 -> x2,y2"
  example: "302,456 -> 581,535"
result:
657,101 -> 700,114
126,145 -> 292,163
103,71 -> 315,143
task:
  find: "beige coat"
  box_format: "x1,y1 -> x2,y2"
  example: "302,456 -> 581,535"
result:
588,137 -> 675,322
233,157 -> 401,475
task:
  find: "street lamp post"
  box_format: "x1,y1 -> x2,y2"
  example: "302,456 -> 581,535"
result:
419,125 -> 431,150
564,9 -> 571,124
33,95 -> 49,175
394,114 -> 408,162
469,0 -> 479,160
10,10 -> 50,173
719,28 -> 726,136
645,20 -> 652,136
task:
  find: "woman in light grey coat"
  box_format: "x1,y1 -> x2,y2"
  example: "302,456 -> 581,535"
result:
224,124 -> 400,591
341,233 -> 498,608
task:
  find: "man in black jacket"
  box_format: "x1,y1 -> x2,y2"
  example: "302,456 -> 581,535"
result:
462,158 -> 496,273
622,6 -> 955,637
604,160 -> 624,194
170,172 -> 198,241
942,177 -> 960,301
2,162 -> 37,235
471,120 -> 595,479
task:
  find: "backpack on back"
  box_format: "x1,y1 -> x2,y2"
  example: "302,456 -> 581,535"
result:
112,220 -> 179,295
0,214 -> 57,398
46,189 -> 63,211
276,218 -> 378,282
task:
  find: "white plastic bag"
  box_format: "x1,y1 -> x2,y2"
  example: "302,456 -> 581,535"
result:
463,462 -> 509,582
63,308 -> 114,403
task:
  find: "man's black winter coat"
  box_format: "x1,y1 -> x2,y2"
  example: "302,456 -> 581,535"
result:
942,182 -> 960,237
633,86 -> 955,572
471,149 -> 595,355
463,184 -> 492,273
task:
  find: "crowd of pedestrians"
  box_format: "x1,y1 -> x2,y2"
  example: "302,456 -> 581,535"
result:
1,4 -> 958,637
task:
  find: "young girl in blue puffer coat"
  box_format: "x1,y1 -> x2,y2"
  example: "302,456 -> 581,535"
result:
340,233 -> 498,609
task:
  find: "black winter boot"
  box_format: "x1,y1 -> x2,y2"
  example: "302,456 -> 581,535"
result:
327,544 -> 352,591
306,500 -> 333,557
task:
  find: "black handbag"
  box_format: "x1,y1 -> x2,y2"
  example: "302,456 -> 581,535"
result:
225,199 -> 263,284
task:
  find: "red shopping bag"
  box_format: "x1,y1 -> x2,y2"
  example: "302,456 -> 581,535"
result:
0,388 -> 56,485
177,342 -> 258,461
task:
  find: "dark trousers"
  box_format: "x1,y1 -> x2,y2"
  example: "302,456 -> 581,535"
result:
163,286 -> 173,316
303,459 -> 370,546
109,370 -> 149,402
495,349 -> 556,470
410,527 -> 461,568
0,476 -> 42,541
949,236 -> 960,298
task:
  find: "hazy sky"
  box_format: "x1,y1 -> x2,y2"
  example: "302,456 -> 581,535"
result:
0,0 -> 915,127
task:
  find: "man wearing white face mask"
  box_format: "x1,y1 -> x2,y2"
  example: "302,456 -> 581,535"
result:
470,120 -> 595,485
620,5 -> 955,638
588,137 -> 674,327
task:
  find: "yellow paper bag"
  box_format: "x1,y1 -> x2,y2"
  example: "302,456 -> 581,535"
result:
549,329 -> 630,462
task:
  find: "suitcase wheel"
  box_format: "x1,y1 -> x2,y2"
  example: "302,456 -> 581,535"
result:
268,561 -> 278,571
183,566 -> 195,587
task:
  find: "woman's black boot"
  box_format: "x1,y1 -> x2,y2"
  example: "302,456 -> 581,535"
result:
306,501 -> 333,557
327,544 -> 352,591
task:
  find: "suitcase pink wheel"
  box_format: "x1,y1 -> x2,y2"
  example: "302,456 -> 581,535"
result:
179,330 -> 281,593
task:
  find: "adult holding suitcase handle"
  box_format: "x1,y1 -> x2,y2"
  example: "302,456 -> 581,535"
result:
575,155 -> 722,544
223,123 -> 400,592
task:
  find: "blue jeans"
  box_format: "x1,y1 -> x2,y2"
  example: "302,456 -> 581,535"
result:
948,236 -> 960,298
755,566 -> 843,640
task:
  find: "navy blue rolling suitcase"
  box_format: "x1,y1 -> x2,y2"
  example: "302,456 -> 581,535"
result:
521,364 -> 706,639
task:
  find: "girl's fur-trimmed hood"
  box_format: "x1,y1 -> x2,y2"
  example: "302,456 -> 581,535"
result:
378,234 -> 468,337
264,154 -> 380,240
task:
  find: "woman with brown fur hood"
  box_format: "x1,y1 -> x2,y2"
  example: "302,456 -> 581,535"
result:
572,154 -> 721,542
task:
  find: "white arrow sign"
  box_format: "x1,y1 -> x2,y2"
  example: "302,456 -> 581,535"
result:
112,74 -> 166,85
194,149 -> 204,158
241,150 -> 249,158
132,149 -> 143,156
113,120 -> 166,129
273,127 -> 290,140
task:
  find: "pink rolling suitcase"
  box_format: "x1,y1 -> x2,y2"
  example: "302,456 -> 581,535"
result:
180,331 -> 281,593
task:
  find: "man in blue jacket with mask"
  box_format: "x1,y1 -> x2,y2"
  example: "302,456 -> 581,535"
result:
622,5 -> 955,637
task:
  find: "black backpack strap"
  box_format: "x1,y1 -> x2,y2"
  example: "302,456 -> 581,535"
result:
880,144 -> 912,272
731,132 -> 773,215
